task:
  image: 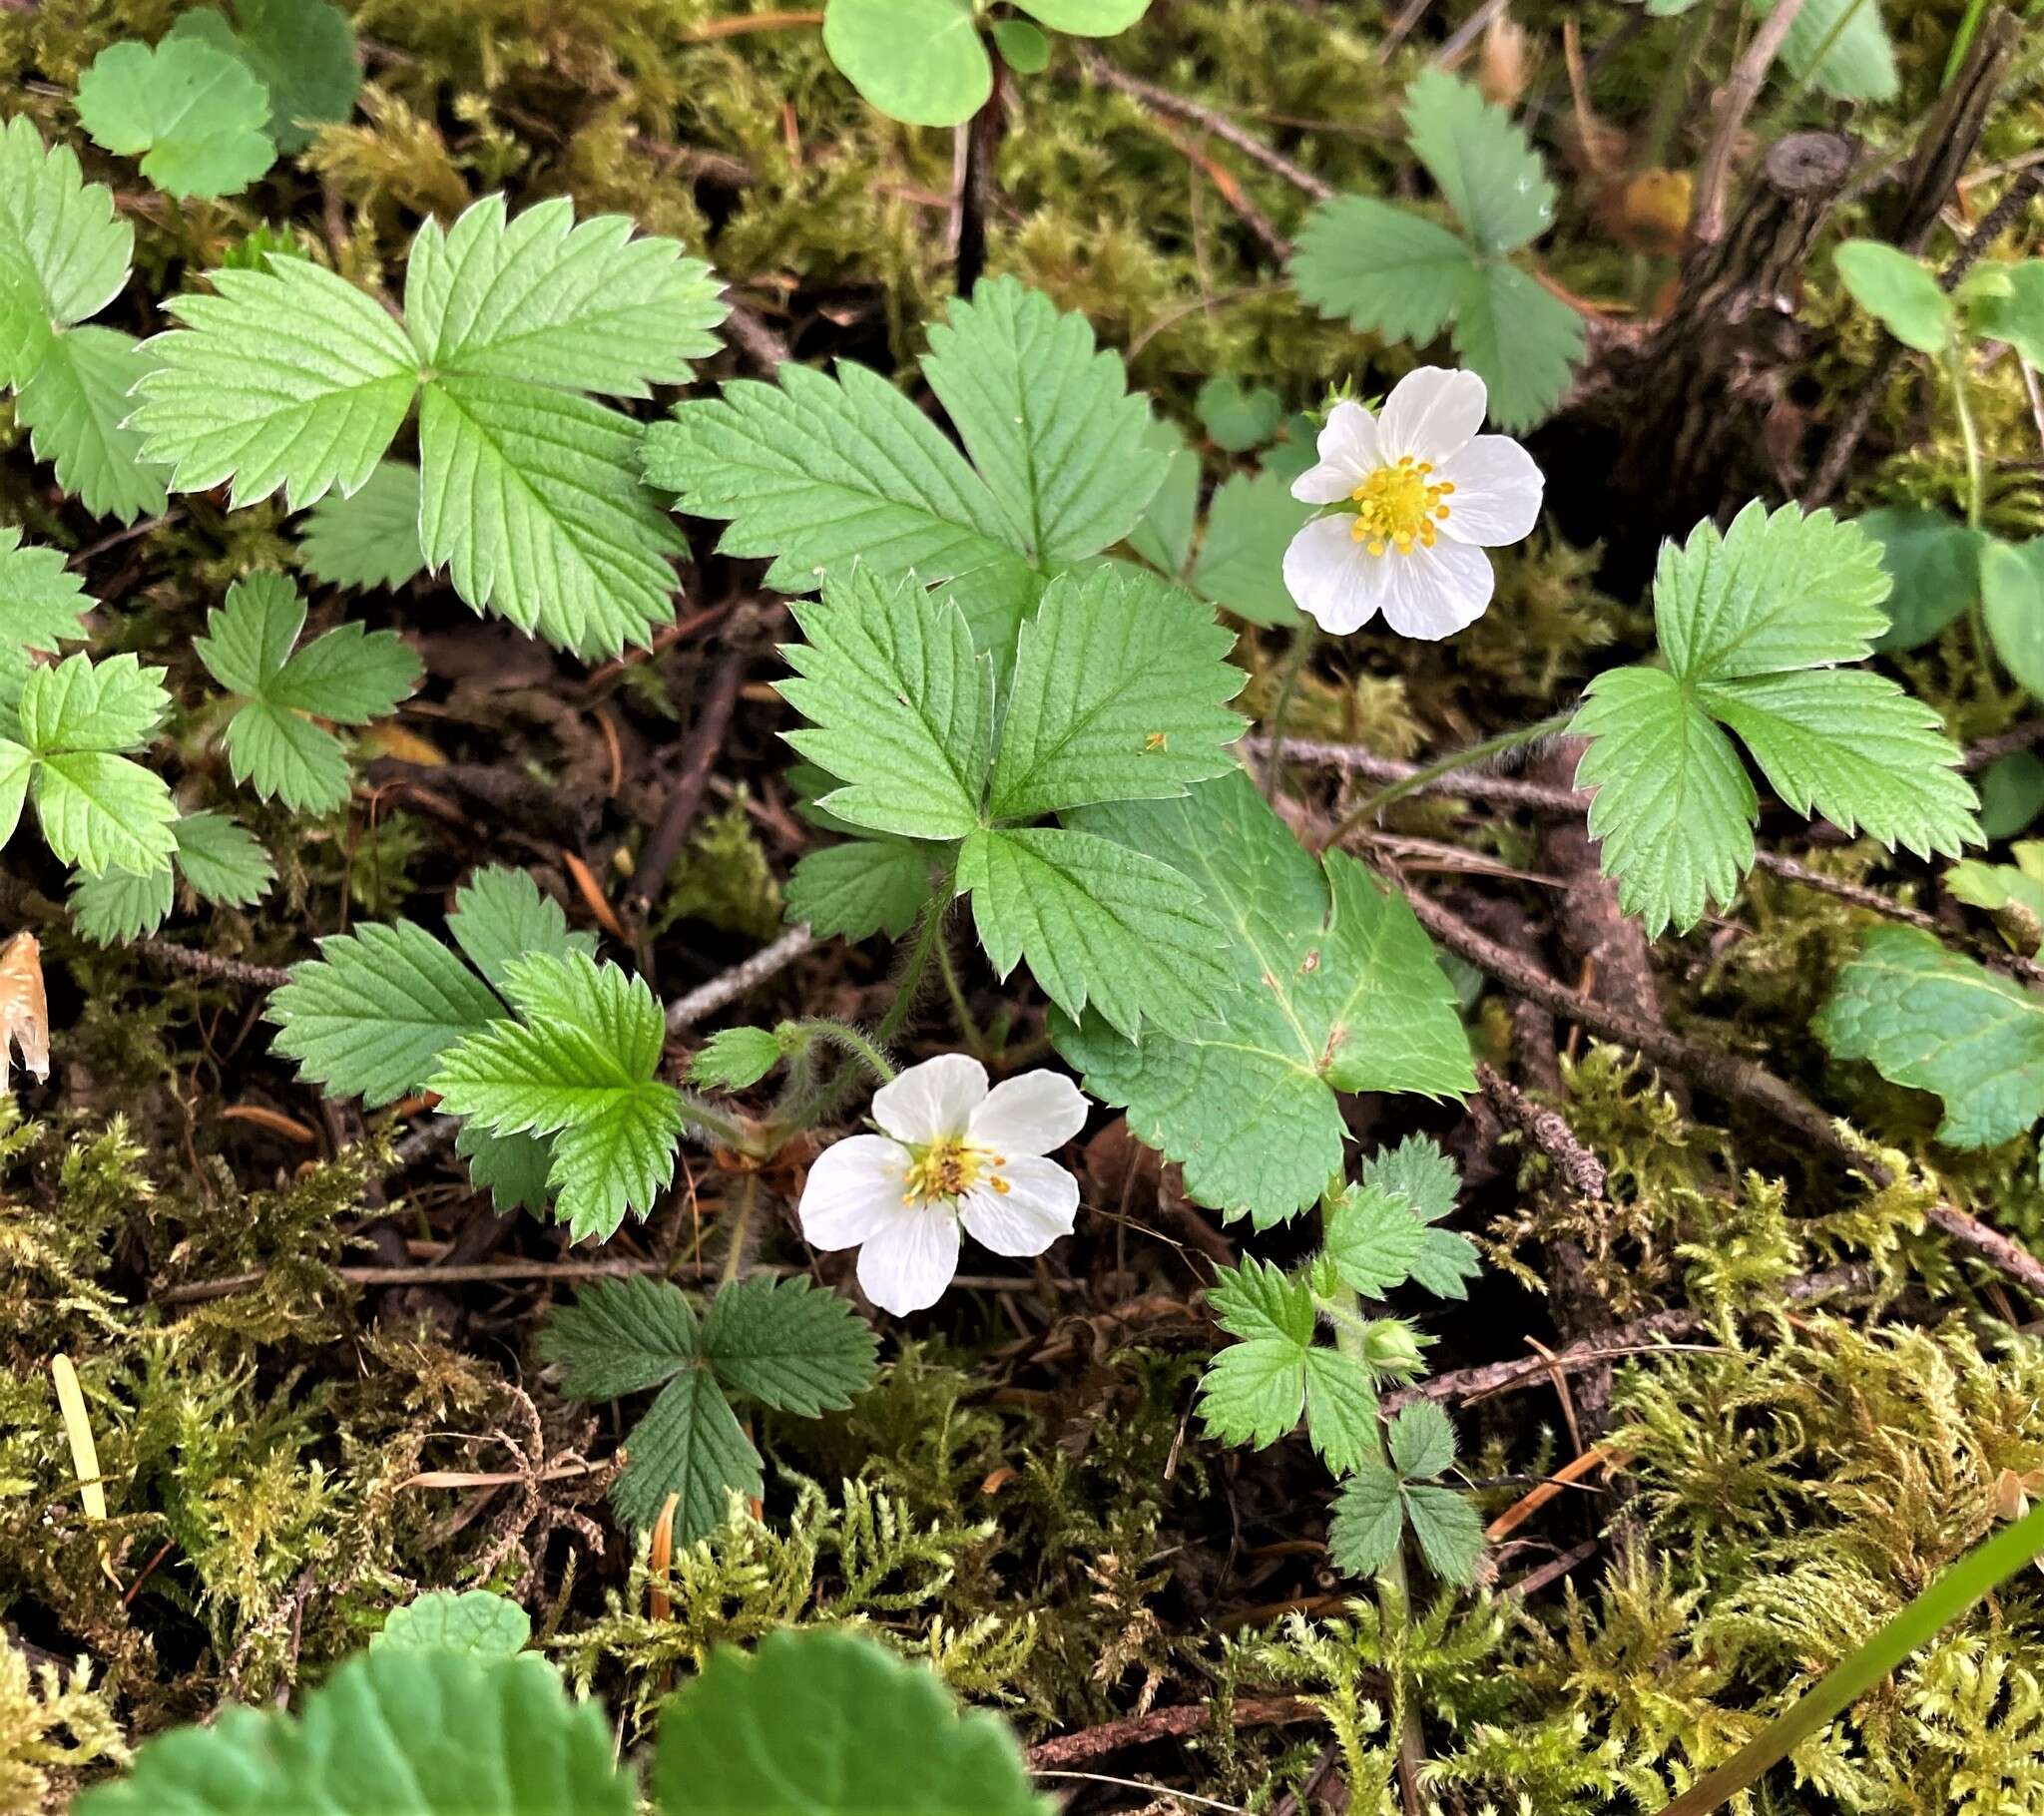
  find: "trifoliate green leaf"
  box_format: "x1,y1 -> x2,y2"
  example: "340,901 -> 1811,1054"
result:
196,571 -> 420,813
372,1589 -> 530,1658
1859,507 -> 1984,652
1402,1482 -> 1485,1584
445,865 -> 596,996
1328,1462 -> 1405,1577
1189,470 -> 1311,626
1834,239 -> 1951,353
922,276 -> 1168,564
1450,259 -> 1584,433
540,1274 -> 701,1399
404,195 -> 726,398
615,1365 -> 760,1536
1970,259 -> 2044,369
74,38 -> 275,201
1196,376 -> 1284,453
985,565 -> 1244,819
1301,1347 -> 1383,1477
416,373 -> 685,660
1290,196 -> 1476,343
267,919 -> 505,1107
9,656 -> 177,875
298,460 -> 426,592
1387,1399 -> 1457,1480
822,0 -> 991,128
17,327 -> 171,523
132,256 -> 420,510
1817,926 -> 2044,1148
0,529 -> 91,655
427,952 -> 684,1242
785,836 -> 933,941
1984,539 -> 2044,697
0,116 -> 131,383
646,358 -> 1036,624
18,651 -> 167,754
1322,1182 -> 1424,1296
690,1026 -> 785,1090
1404,68 -> 1554,256
1763,0 -> 1896,102
779,569 -> 994,840
1054,769 -> 1474,1226
1198,1257 -> 1318,1449
170,809 -> 274,906
653,1628 -> 1050,1816
958,824 -> 1235,1040
1573,504 -> 1977,935
168,0 -> 362,154
33,749 -> 183,874
70,862 -> 173,944
77,1650 -> 632,1816
698,1275 -> 878,1415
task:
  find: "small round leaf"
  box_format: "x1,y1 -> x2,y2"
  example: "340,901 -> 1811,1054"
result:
992,18 -> 1051,74
822,0 -> 992,128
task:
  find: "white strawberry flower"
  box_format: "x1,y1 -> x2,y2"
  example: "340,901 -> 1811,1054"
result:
1281,367 -> 1544,641
797,1054 -> 1088,1316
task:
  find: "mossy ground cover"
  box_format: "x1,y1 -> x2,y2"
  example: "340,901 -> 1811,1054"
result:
7,2 -> 2044,1811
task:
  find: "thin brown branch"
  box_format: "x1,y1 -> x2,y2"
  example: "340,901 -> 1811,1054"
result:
628,639 -> 754,918
1025,1695 -> 1315,1770
1691,0 -> 1812,246
1477,1062 -> 1607,1200
666,923 -> 816,1034
136,938 -> 291,990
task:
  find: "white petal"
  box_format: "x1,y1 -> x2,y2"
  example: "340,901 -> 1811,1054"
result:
855,1203 -> 960,1315
798,1135 -> 909,1250
1435,435 -> 1544,547
959,1155 -> 1079,1256
968,1070 -> 1088,1157
1289,400 -> 1381,503
1379,540 -> 1496,641
1378,367 -> 1487,463
871,1052 -> 987,1143
1283,514 -> 1391,636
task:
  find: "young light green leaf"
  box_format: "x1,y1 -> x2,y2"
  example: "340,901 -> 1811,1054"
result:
1946,842 -> 2044,920
1189,470 -> 1311,627
1764,0 -> 1896,102
652,1628 -> 1050,1816
1450,259 -> 1584,433
404,195 -> 726,397
31,750 -> 179,877
540,1274 -> 701,1399
1970,259 -> 2044,369
1054,769 -> 1474,1226
1198,1257 -> 1317,1449
1015,0 -> 1152,29
1387,1399 -> 1457,1480
779,569 -> 994,839
0,742 -> 30,848
372,1589 -> 530,1658
416,373 -> 683,659
17,652 -> 167,754
168,0 -> 362,153
132,256 -> 419,509
958,824 -> 1235,1041
445,865 -> 596,996
0,116 -> 132,383
1362,1134 -> 1461,1224
298,460 -> 426,593
992,18 -> 1051,73
70,862 -> 174,944
1573,667 -> 1757,937
1290,196 -> 1476,343
1817,926 -> 2044,1148
690,1026 -> 786,1091
985,565 -> 1244,820
822,0 -> 991,128
1834,240 -> 1951,354
0,529 -> 91,655
698,1275 -> 878,1415
1404,68 -> 1555,256
267,919 -> 506,1106
170,809 -> 274,906
426,952 -> 684,1241
646,358 -> 1034,614
1322,1182 -> 1425,1296
74,37 -> 275,200
1197,376 -> 1284,453
785,836 -> 933,941
16,327 -> 171,523
921,276 -> 1169,565
76,1650 -> 633,1816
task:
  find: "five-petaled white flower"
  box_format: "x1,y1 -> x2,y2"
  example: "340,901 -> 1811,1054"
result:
1281,366 -> 1544,641
797,1054 -> 1088,1316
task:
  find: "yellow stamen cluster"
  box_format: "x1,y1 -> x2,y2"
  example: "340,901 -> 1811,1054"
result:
1350,455 -> 1455,556
902,1136 -> 1009,1205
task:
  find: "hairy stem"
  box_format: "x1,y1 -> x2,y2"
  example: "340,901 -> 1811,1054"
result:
1261,618 -> 1318,798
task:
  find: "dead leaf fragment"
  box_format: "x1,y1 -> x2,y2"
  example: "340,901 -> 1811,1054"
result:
0,930 -> 50,1093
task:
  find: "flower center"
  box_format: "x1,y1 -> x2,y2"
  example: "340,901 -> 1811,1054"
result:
902,1135 -> 1009,1205
1349,456 -> 1454,557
